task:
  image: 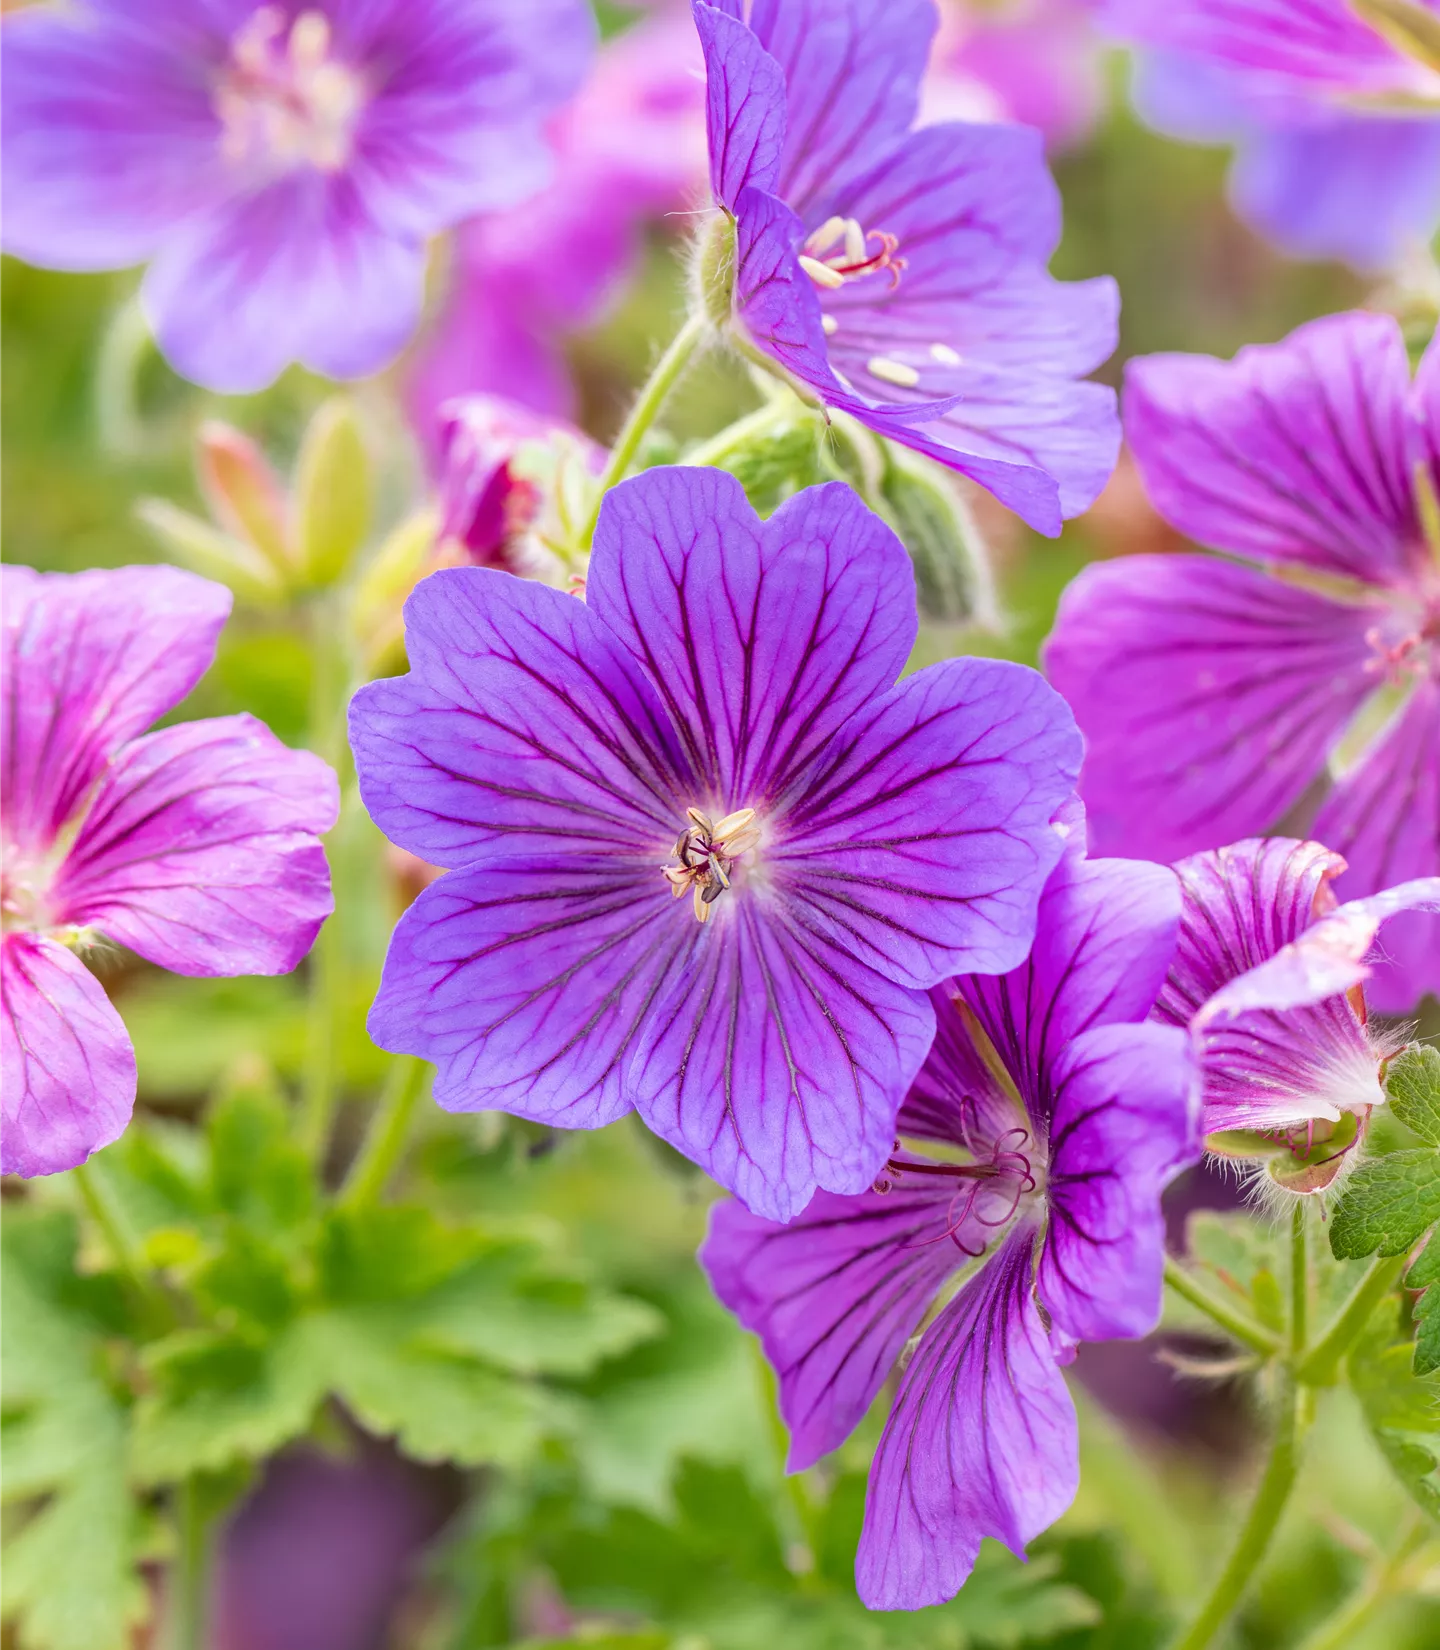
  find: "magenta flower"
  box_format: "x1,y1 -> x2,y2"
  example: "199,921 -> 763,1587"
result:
923,0 -> 1104,154
1,566 -> 338,1178
1154,837 -> 1440,1147
1045,313 -> 1440,1011
692,0 -> 1120,537
349,467 -> 1080,1221
407,11 -> 707,435
702,835 -> 1198,1608
1,0 -> 595,392
1096,0 -> 1440,269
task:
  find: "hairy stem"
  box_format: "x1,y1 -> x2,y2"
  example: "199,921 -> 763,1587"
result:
1169,1373 -> 1305,1650
583,315 -> 707,546
340,1056 -> 429,1207
1290,1199 -> 1309,1358
1163,1255 -> 1283,1357
1297,1253 -> 1407,1386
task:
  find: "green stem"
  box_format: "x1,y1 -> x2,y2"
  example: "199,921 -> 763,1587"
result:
72,1161 -> 170,1325
582,315 -> 707,546
165,1478 -> 212,1650
339,1056 -> 429,1207
1290,1200 -> 1309,1358
1163,1255 -> 1284,1358
684,400 -> 795,469
1169,1372 -> 1305,1650
1297,1253 -> 1407,1386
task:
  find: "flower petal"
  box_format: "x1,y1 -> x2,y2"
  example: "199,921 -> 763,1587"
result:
628,898 -> 936,1222
1154,840 -> 1381,1133
349,567 -> 689,868
1314,680 -> 1440,1012
368,857 -> 695,1130
856,1222 -> 1075,1610
1123,313 -> 1422,586
588,470 -> 917,803
1,564 -> 231,855
1043,554 -> 1382,861
1,934 -> 136,1178
778,657 -> 1081,989
1228,115 -> 1440,275
693,1 -> 786,209
348,0 -> 593,234
1039,1021 -> 1199,1347
51,714 -> 338,977
960,853 -> 1183,1129
745,0 -> 937,215
0,5 -> 224,271
142,175 -> 426,392
700,1184 -> 961,1470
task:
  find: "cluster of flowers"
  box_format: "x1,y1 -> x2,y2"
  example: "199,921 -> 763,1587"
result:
2,0 -> 1439,1618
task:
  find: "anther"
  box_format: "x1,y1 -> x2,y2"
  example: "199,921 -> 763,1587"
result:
867,356 -> 920,389
930,343 -> 962,366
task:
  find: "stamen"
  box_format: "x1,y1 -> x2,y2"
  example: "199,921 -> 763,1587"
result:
712,807 -> 756,839
867,356 -> 920,389
663,804 -> 760,923
821,314 -> 839,336
930,343 -> 962,367
799,256 -> 846,290
807,216 -> 849,256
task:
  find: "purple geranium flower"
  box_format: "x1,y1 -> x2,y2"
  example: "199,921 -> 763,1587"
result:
1,0 -> 595,392
1153,837 -> 1440,1181
349,466 -> 1080,1221
1045,312 -> 1440,1011
702,831 -> 1198,1608
691,0 -> 1120,537
1,566 -> 338,1178
1096,0 -> 1440,269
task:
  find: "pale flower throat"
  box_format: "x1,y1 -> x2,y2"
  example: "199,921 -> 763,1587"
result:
662,807 -> 760,924
216,8 -> 365,173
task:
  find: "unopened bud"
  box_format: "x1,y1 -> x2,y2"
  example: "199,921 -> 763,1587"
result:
294,397 -> 372,589
693,208 -> 738,330
135,498 -> 285,607
196,420 -> 291,570
875,447 -> 998,626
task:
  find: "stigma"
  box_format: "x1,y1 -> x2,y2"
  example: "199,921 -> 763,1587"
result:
798,217 -> 906,292
217,7 -> 365,173
662,806 -> 760,925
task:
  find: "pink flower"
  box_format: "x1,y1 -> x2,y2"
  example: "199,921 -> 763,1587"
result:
1,566 -> 338,1176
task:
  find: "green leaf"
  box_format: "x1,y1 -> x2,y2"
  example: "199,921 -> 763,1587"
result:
207,1063 -> 317,1234
1,1211 -> 145,1650
1167,1211 -> 1287,1335
1408,1235 -> 1440,1377
1349,1295 -> 1440,1519
1329,1149 -> 1440,1259
1386,1042 -> 1440,1146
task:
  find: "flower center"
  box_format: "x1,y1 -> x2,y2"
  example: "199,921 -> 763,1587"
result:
216,8 -> 364,174
873,1127 -> 1039,1256
1,847 -> 53,936
661,806 -> 760,925
798,216 -> 906,293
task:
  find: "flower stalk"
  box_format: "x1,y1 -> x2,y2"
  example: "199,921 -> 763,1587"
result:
340,1055 -> 430,1208
165,1478 -> 214,1650
1162,1255 -> 1283,1358
1296,1252 -> 1408,1386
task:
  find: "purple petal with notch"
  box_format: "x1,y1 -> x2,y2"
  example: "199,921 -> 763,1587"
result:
1,933 -> 137,1178
693,2 -> 786,210
856,1221 -> 1075,1610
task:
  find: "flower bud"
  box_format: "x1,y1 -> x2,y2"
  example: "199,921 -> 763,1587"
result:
135,497 -> 286,607
693,208 -> 738,330
875,447 -> 998,626
294,397 -> 372,590
195,420 -> 291,571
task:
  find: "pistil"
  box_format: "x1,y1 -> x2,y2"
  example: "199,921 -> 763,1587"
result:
662,806 -> 760,924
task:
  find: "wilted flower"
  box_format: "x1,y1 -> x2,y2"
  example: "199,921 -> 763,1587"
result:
349,466 -> 1080,1221
408,10 -> 707,433
1096,0 -> 1440,269
1,0 -> 595,390
703,836 -> 1198,1607
691,0 -> 1120,536
1045,312 -> 1440,1010
1153,837 -> 1440,1192
1,566 -> 338,1177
